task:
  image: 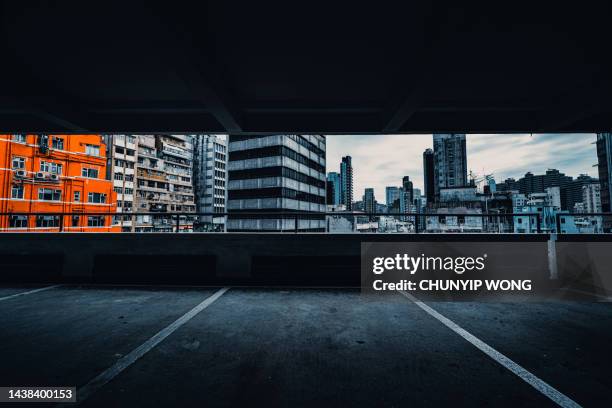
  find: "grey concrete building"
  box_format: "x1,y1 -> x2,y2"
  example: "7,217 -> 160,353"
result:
227,135 -> 326,232
193,135 -> 227,232
433,134 -> 468,201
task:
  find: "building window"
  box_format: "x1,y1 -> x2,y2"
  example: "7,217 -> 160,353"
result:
40,161 -> 63,175
88,192 -> 107,204
52,137 -> 64,150
114,173 -> 124,181
9,215 -> 28,228
85,144 -> 101,156
82,168 -> 99,178
72,216 -> 80,227
74,191 -> 81,202
11,157 -> 25,169
38,188 -> 61,201
114,187 -> 123,194
11,134 -> 26,143
36,215 -> 60,228
87,216 -> 105,227
11,185 -> 24,199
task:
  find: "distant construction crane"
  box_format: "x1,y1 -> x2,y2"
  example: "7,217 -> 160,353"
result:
469,170 -> 494,189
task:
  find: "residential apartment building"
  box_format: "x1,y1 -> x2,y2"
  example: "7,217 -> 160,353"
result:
432,133 -> 468,201
103,134 -> 137,232
513,169 -> 573,210
0,134 -> 118,232
133,135 -> 196,232
193,135 -> 227,232
227,134 -> 326,232
582,183 -> 602,213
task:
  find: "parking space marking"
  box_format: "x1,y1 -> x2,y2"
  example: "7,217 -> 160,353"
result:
71,287 -> 230,405
0,285 -> 61,302
399,291 -> 582,408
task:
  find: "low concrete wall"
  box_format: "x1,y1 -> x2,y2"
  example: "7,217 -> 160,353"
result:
0,233 -> 551,286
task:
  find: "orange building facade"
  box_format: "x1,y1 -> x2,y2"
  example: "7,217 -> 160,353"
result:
0,134 -> 119,232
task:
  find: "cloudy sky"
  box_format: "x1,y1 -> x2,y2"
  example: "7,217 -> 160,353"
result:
326,134 -> 598,201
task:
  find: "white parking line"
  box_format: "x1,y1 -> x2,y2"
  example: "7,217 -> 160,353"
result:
0,285 -> 61,302
71,287 -> 230,405
399,291 -> 582,408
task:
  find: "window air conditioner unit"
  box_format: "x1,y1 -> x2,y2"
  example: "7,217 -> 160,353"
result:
14,170 -> 27,178
49,174 -> 60,182
35,172 -> 46,179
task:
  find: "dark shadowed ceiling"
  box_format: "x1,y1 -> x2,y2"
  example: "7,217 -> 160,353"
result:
1,2 -> 611,134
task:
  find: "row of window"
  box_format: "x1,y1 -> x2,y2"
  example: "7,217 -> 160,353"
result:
10,186 -> 107,203
114,173 -> 134,181
228,187 -> 325,204
11,135 -> 101,156
12,157 -> 99,179
229,145 -> 325,174
115,159 -> 135,169
116,201 -> 133,209
9,215 -> 106,228
114,187 -> 134,195
229,135 -> 324,157
228,166 -> 325,189
115,146 -> 135,156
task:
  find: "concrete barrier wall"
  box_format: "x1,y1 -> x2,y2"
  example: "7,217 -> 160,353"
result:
0,233 -> 551,286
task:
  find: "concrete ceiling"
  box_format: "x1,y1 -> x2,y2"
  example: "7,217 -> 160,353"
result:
1,2 -> 611,134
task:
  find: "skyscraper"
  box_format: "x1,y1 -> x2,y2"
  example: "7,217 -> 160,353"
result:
363,188 -> 376,214
402,176 -> 414,211
423,148 -> 434,205
227,135 -> 326,232
597,133 -> 612,213
193,135 -> 227,232
432,133 -> 467,201
340,156 -> 353,210
385,186 -> 400,208
326,172 -> 342,206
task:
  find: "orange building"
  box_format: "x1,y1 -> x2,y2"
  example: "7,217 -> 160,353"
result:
0,134 -> 119,232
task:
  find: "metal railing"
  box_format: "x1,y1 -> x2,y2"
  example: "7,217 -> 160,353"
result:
0,211 -> 563,234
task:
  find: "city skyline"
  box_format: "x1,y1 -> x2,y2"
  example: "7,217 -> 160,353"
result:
326,133 -> 598,200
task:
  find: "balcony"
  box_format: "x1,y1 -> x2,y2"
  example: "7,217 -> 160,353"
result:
137,169 -> 166,182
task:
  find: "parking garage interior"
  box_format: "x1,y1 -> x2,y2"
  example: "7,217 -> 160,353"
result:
1,2 -> 612,407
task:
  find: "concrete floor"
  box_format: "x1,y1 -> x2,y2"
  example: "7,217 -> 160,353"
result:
0,285 -> 610,407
